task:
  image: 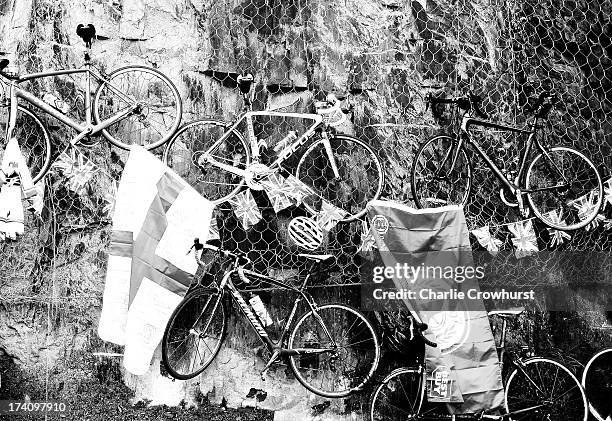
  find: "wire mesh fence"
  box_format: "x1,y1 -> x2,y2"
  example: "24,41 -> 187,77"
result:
1,0 -> 611,357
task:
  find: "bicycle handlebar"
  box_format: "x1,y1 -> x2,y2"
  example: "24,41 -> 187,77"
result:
190,238 -> 251,266
528,91 -> 558,117
414,321 -> 438,348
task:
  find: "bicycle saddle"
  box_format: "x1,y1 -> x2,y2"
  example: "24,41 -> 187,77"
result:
76,24 -> 96,48
237,73 -> 254,95
488,307 -> 525,318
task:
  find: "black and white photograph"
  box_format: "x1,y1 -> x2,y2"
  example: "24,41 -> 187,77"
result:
0,0 -> 610,420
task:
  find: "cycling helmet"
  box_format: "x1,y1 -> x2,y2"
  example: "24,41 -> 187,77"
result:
288,216 -> 324,251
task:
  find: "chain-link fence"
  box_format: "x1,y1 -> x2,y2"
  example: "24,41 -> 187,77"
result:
1,0 -> 612,406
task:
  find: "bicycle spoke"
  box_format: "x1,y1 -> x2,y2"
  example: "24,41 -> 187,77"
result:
164,120 -> 249,202
162,290 -> 225,379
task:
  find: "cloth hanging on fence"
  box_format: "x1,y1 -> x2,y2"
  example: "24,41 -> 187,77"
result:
0,137 -> 36,241
98,145 -> 214,376
366,200 -> 505,414
1,137 -> 36,201
0,180 -> 24,241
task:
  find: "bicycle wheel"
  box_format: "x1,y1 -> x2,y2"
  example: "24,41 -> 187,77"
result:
526,147 -> 602,231
582,348 -> 612,421
505,357 -> 588,421
411,135 -> 472,209
296,134 -> 383,222
0,105 -> 51,183
161,288 -> 227,380
287,303 -> 380,398
369,367 -> 425,421
93,65 -> 182,150
163,119 -> 250,203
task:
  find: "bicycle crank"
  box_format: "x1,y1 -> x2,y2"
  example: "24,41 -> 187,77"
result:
244,163 -> 274,191
515,190 -> 531,218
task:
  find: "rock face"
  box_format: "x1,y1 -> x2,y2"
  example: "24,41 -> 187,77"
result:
0,0 -> 611,420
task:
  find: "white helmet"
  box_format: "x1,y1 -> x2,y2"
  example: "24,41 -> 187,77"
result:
288,216 -> 324,251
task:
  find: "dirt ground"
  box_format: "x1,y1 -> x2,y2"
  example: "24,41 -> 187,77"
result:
0,355 -> 273,421
0,380 -> 273,421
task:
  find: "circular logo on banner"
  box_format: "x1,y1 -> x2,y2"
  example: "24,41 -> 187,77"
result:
427,310 -> 471,355
371,215 -> 389,235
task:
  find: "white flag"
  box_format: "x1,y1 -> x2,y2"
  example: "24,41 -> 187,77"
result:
98,146 -> 215,375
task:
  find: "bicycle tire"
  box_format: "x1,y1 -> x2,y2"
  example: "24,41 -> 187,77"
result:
296,134 -> 384,222
161,287 -> 227,380
93,65 -> 182,150
369,367 -> 425,421
525,146 -> 603,231
505,357 -> 588,421
287,303 -> 380,398
411,135 -> 472,209
0,105 -> 51,183
162,119 -> 250,203
581,348 -> 612,421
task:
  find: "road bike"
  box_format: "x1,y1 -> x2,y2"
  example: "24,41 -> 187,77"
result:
162,74 -> 384,222
581,324 -> 612,421
411,91 -> 603,231
161,238 -> 380,398
0,23 -> 182,183
369,307 -> 589,420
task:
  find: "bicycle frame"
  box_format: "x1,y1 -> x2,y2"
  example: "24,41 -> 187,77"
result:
3,63 -> 138,145
444,111 -> 569,195
212,262 -> 338,355
200,110 -> 331,178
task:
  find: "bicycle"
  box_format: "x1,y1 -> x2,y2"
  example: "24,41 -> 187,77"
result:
162,73 -> 384,222
0,23 -> 182,184
161,238 -> 381,398
369,307 -> 589,420
411,91 -> 603,231
581,325 -> 612,421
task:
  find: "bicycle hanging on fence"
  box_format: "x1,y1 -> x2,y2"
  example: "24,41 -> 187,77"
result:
369,307 -> 589,421
581,324 -> 612,421
161,238 -> 380,398
411,91 -> 603,231
163,73 -> 384,222
0,23 -> 182,183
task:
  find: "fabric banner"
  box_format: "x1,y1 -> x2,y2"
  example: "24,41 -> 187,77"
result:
0,137 -> 36,241
365,200 -> 504,414
98,145 -> 214,375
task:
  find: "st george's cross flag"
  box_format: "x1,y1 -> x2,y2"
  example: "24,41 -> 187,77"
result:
97,145 -> 214,375
365,201 -> 504,414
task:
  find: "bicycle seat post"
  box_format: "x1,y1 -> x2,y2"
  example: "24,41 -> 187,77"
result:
237,73 -> 254,112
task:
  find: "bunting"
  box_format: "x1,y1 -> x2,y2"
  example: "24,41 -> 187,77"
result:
544,209 -> 571,247
470,225 -> 502,256
229,189 -> 262,230
51,149 -> 97,195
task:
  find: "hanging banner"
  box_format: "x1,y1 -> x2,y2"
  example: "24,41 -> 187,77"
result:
364,200 -> 505,413
98,145 -> 214,375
